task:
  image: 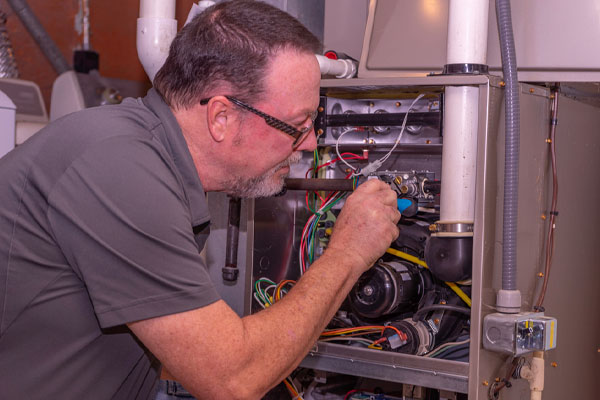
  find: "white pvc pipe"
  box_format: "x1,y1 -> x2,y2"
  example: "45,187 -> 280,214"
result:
315,54 -> 357,79
439,86 -> 479,223
139,0 -> 175,18
136,0 -> 177,82
446,0 -> 490,65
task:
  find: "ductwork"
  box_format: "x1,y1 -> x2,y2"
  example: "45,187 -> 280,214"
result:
6,0 -> 70,75
0,9 -> 18,78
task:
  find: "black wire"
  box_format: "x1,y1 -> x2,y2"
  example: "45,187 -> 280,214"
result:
412,304 -> 471,322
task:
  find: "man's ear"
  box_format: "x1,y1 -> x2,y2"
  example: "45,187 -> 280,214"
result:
205,96 -> 236,143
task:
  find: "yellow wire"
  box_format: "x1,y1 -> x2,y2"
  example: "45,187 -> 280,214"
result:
385,248 -> 472,307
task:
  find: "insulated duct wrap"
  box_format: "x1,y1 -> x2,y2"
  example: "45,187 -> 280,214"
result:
6,0 -> 70,75
0,9 -> 18,78
496,0 -> 520,292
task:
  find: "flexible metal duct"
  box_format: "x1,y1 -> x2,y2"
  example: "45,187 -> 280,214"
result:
6,0 -> 70,74
0,9 -> 18,78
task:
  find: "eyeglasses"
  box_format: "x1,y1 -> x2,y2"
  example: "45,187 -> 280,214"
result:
200,95 -> 317,148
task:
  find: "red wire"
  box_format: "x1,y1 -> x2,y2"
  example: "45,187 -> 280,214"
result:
383,326 -> 408,341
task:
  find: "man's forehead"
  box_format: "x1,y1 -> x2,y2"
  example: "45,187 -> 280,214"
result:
264,51 -> 320,89
262,50 -> 321,112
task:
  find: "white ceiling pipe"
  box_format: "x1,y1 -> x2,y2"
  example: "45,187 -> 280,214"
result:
439,0 -> 489,225
315,54 -> 357,79
446,0 -> 490,65
136,0 -> 177,82
426,0 -> 489,282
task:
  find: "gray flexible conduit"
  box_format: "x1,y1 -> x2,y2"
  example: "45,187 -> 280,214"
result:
496,0 -> 520,291
6,0 -> 70,74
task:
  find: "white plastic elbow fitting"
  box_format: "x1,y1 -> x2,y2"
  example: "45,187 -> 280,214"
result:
315,55 -> 357,79
136,0 -> 177,82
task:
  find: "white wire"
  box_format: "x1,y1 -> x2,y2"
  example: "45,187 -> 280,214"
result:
335,128 -> 359,172
378,94 -> 426,164
253,293 -> 267,309
319,337 -> 375,345
424,338 -> 470,357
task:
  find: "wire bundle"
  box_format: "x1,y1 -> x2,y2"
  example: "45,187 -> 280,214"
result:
299,151 -> 362,274
254,278 -> 295,309
424,338 -> 470,360
320,325 -> 408,349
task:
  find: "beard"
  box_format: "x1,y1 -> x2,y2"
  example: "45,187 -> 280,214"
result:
223,151 -> 302,198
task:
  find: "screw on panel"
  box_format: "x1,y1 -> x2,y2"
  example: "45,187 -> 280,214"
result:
317,128 -> 324,136
538,272 -> 544,277
482,380 -> 489,386
426,140 -> 432,144
499,81 -> 506,87
368,138 -> 375,144
395,102 -> 401,107
429,224 -> 437,232
369,102 -> 375,107
529,88 -> 535,93
541,214 -> 547,220
551,362 -> 558,368
318,106 -> 324,112
394,176 -> 403,185
546,138 -> 552,143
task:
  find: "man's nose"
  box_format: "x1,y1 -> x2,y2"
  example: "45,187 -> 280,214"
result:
294,129 -> 317,152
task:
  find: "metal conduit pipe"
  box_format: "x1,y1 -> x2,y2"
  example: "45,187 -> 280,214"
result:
496,0 -> 521,313
6,0 -> 70,74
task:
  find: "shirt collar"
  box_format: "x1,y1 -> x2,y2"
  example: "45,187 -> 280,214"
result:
142,88 -> 210,226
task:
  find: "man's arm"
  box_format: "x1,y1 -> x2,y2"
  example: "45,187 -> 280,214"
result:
128,180 -> 400,400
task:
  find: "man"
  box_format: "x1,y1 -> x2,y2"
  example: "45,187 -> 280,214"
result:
0,1 -> 400,399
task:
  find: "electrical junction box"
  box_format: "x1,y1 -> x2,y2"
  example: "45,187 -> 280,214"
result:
482,312 -> 557,355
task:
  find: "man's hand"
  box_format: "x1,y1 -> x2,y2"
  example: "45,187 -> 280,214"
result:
326,179 -> 401,273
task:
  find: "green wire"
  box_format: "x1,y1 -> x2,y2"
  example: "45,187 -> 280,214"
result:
307,192 -> 349,263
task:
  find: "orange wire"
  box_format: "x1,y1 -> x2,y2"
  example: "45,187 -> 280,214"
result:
283,379 -> 298,397
275,280 -> 296,301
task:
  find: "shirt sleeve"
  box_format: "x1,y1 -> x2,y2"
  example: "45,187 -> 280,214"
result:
47,135 -> 220,328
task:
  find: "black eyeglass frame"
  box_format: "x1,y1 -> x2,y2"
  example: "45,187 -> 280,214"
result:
200,95 -> 317,147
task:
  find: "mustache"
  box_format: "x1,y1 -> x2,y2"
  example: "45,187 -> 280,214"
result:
283,151 -> 302,167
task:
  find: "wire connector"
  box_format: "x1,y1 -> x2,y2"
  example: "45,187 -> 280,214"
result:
358,159 -> 384,176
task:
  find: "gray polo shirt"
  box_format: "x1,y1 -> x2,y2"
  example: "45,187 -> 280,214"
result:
0,89 -> 220,399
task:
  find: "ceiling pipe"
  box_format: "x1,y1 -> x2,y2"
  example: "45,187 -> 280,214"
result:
425,0 -> 489,283
136,0 -> 177,82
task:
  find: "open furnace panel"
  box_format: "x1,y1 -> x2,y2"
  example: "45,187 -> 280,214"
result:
247,75 -> 519,398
